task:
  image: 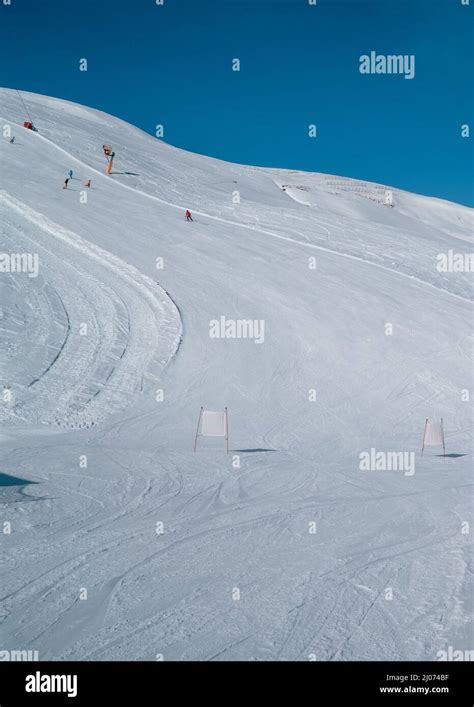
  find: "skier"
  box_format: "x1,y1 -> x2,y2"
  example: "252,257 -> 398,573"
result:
68,170 -> 73,179
85,179 -> 91,188
185,210 -> 193,222
63,178 -> 70,189
9,136 -> 15,144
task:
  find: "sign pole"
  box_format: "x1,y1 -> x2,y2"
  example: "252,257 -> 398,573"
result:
193,407 -> 203,452
421,418 -> 428,456
225,407 -> 229,454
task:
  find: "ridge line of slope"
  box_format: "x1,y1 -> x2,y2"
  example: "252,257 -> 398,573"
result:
2,115 -> 471,305
6,90 -> 466,207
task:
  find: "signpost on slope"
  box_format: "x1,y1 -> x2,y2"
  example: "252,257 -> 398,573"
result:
193,407 -> 229,453
421,418 -> 446,456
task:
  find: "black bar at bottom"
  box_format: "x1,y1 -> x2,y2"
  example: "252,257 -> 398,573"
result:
0,660 -> 472,705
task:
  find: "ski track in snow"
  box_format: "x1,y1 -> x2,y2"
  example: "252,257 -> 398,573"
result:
0,191 -> 181,428
0,89 -> 472,662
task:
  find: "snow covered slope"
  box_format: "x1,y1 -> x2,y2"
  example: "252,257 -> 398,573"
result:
0,88 -> 472,661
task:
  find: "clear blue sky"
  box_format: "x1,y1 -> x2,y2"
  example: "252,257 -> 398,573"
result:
0,0 -> 472,205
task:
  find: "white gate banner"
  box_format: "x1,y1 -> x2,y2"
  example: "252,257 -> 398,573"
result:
424,422 -> 443,445
201,410 -> 227,437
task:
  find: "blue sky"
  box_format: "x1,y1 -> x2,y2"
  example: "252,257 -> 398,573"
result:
0,0 -> 472,205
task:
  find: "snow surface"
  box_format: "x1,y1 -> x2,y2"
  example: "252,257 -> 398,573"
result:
0,88 -> 472,661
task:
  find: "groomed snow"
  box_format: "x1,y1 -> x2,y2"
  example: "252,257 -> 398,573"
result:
0,88 -> 472,661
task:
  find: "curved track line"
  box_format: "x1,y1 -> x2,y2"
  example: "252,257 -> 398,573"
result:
0,190 -> 182,366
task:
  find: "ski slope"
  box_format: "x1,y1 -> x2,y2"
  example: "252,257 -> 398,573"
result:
0,88 -> 472,661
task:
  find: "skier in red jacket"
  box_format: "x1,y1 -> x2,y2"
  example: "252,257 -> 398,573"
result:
185,210 -> 193,222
